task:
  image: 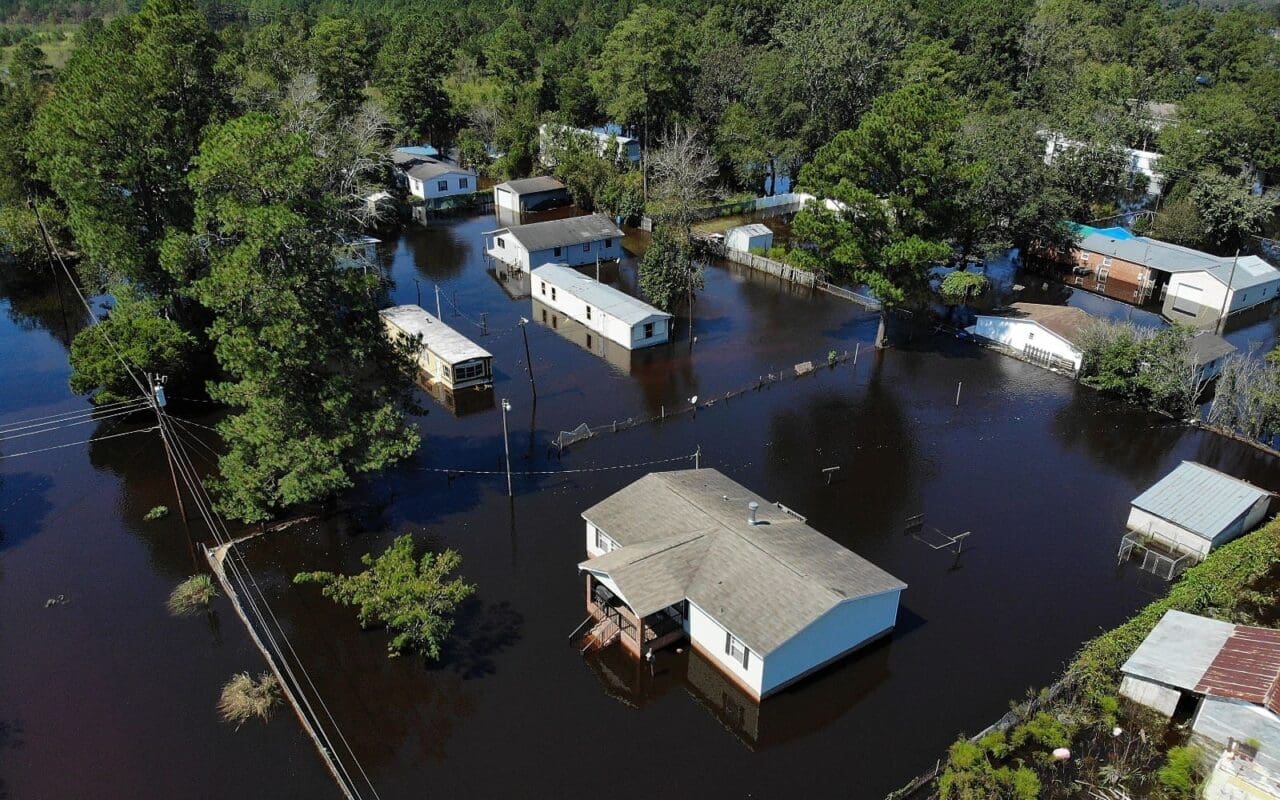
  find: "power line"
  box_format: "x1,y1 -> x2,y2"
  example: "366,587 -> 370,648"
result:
0,404 -> 150,443
0,397 -> 148,432
0,426 -> 159,460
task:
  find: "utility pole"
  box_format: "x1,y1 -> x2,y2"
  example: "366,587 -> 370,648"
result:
596,254 -> 600,283
501,399 -> 513,497
412,278 -> 422,307
148,373 -> 196,567
518,317 -> 537,402
435,283 -> 443,319
1216,249 -> 1240,335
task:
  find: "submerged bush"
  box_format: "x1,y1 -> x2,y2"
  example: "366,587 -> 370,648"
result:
167,574 -> 217,615
218,671 -> 281,728
144,505 -> 169,521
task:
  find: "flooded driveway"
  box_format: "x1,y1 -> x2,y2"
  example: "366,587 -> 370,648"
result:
2,211 -> 1277,799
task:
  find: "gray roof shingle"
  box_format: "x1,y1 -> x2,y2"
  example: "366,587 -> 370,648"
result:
499,214 -> 623,252
495,176 -> 566,195
1130,461 -> 1272,541
580,469 -> 906,655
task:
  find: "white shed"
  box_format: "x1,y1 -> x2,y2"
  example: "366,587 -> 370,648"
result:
1126,461 -> 1272,560
531,264 -> 670,350
392,149 -> 477,201
492,176 -> 570,213
378,305 -> 493,391
578,470 -> 905,700
725,224 -> 774,254
1163,255 -> 1280,330
967,303 -> 1090,374
486,214 -> 624,271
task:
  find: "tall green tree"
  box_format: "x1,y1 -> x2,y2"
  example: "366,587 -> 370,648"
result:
31,0 -> 225,292
183,112 -> 420,521
375,15 -> 456,147
791,85 -> 963,345
307,16 -> 370,120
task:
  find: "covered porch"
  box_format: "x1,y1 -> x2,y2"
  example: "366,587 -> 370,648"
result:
584,574 -> 687,658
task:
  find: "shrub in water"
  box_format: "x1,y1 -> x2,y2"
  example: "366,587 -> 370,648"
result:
218,671 -> 281,728
167,574 -> 217,615
144,505 -> 169,521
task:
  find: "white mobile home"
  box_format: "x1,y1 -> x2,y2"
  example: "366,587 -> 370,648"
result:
1042,131 -> 1166,194
578,469 -> 906,700
967,303 -> 1090,375
379,304 -> 493,391
1125,461 -> 1272,561
531,263 -> 670,350
539,123 -> 641,166
725,224 -> 774,253
486,214 -> 624,271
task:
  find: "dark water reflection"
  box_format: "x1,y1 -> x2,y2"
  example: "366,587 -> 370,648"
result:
3,211 -> 1279,800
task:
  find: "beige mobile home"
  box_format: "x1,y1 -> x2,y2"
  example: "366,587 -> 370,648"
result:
379,305 -> 493,391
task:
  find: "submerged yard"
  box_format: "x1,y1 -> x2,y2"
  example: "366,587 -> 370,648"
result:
2,210 -> 1279,799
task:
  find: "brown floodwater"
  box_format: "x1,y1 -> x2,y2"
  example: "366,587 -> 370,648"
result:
2,212 -> 1278,800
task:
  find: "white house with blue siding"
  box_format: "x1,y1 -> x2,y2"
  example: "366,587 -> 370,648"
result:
578,469 -> 906,700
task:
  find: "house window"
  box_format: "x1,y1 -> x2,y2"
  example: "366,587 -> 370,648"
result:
552,315 -> 558,329
605,238 -> 613,248
442,364 -> 452,379
583,243 -> 591,252
437,180 -> 448,192
644,322 -> 654,338
725,631 -> 749,669
455,362 -> 486,382
594,529 -> 614,553
586,306 -> 592,321
541,309 -> 547,323
551,287 -> 557,301
1101,256 -> 1113,267
459,177 -> 469,189
586,334 -> 593,348
553,246 -> 562,257
497,237 -> 506,248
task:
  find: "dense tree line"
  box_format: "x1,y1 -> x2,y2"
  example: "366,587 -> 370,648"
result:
1,0 -> 1278,518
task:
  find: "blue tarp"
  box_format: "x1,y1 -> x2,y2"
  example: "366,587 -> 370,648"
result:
1072,223 -> 1134,240
398,145 -> 440,158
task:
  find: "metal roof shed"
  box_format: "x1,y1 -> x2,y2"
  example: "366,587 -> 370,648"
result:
1126,462 -> 1273,559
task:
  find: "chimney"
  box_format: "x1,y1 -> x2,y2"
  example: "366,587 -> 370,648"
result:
747,502 -> 759,526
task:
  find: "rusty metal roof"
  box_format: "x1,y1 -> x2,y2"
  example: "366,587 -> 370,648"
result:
1195,625 -> 1280,714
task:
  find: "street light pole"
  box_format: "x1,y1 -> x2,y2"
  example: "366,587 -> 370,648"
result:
518,317 -> 536,402
501,398 -> 513,497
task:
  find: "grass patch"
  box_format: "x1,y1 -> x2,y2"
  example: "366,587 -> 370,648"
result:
167,574 -> 217,615
217,671 -> 281,728
144,505 -> 169,521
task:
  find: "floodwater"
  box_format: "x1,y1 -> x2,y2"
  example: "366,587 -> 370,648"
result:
2,211 -> 1279,800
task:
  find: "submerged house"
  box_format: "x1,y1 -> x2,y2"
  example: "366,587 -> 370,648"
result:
539,123 -> 641,166
967,303 -> 1091,375
578,469 -> 906,701
1121,610 -> 1280,776
1123,461 -> 1272,564
485,214 -> 624,271
1041,131 -> 1165,195
493,176 -> 570,214
1188,330 -> 1237,382
392,148 -> 477,202
1058,225 -> 1280,324
378,304 -> 493,392
531,263 -> 670,351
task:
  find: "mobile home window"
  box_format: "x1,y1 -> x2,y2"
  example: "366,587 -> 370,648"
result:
585,306 -> 592,320
553,246 -> 562,257
551,287 -> 557,301
455,362 -> 487,381
583,243 -> 591,252
497,237 -> 506,248
644,322 -> 654,338
540,281 -> 546,295
605,238 -> 613,248
725,632 -> 749,669
459,177 -> 469,189
437,180 -> 448,192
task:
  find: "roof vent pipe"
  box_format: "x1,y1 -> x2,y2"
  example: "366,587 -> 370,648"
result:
747,502 -> 759,526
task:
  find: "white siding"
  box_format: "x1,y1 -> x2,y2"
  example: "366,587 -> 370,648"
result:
760,590 -> 902,696
1126,497 -> 1270,559
494,186 -> 517,211
488,236 -> 622,271
407,170 -> 476,200
1167,270 -> 1280,328
726,230 -> 773,253
1119,675 -> 1183,717
584,521 -> 617,558
534,273 -> 669,350
687,600 -> 766,697
969,317 -> 1083,372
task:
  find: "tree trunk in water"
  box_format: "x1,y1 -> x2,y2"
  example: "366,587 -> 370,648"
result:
875,311 -> 888,349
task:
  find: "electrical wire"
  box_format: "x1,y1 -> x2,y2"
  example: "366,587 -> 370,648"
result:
0,426 -> 160,460
0,404 -> 150,443
0,398 -> 148,433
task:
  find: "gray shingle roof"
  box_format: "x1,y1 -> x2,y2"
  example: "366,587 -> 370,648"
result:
1131,461 -> 1272,541
499,213 -> 623,252
403,159 -> 474,181
379,305 -> 492,364
580,469 -> 906,655
532,264 -> 670,326
495,176 -> 566,195
1078,230 -> 1280,291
